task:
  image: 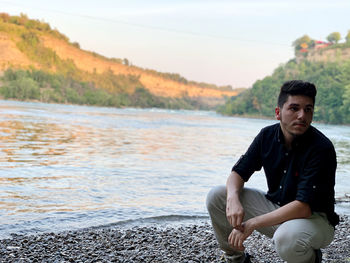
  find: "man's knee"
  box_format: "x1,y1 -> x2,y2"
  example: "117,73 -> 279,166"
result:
273,225 -> 312,261
206,185 -> 226,212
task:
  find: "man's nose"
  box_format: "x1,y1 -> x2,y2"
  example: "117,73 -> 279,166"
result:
297,110 -> 306,119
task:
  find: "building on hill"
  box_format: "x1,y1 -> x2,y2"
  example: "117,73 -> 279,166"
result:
314,40 -> 331,50
300,40 -> 332,53
296,40 -> 350,64
296,40 -> 332,60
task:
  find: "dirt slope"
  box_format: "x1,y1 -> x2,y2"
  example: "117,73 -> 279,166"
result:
40,35 -> 238,99
0,32 -> 33,69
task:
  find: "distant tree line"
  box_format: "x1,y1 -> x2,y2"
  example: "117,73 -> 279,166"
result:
0,69 -> 208,110
143,68 -> 234,91
217,58 -> 350,124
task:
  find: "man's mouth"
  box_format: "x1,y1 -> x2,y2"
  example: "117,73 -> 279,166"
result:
293,122 -> 307,127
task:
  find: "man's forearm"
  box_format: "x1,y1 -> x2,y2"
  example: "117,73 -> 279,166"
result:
247,200 -> 312,230
226,171 -> 244,198
226,171 -> 245,228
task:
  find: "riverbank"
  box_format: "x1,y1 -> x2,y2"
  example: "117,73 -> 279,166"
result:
0,216 -> 349,262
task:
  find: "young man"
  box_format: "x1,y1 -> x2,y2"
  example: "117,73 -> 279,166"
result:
206,80 -> 339,263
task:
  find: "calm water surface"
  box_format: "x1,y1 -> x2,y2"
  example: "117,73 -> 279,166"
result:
0,100 -> 349,238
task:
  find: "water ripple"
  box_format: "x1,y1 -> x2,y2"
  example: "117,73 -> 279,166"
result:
0,100 -> 349,238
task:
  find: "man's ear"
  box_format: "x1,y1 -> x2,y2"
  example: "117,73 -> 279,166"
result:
275,107 -> 281,120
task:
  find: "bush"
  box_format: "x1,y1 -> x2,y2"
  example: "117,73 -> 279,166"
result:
1,77 -> 40,100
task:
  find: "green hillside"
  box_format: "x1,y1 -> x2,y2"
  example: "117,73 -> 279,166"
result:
0,13 -> 237,109
218,39 -> 350,124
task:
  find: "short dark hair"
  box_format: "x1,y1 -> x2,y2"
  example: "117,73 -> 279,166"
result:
277,80 -> 317,107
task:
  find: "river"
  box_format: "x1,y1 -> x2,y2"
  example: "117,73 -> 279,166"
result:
0,100 -> 349,238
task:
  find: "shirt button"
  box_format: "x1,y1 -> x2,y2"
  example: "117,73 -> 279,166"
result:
280,185 -> 282,189
285,153 -> 288,156
278,202 -> 281,205
284,170 -> 287,174
313,185 -> 316,189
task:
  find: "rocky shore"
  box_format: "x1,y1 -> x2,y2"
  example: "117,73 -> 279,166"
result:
0,216 -> 349,263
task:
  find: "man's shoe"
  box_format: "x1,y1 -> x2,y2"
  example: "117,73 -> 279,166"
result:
221,252 -> 252,263
243,252 -> 252,263
315,249 -> 322,263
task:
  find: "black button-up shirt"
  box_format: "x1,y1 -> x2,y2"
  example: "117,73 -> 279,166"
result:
232,123 -> 339,226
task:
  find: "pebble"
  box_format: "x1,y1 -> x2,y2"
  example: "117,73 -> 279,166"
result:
0,216 -> 349,262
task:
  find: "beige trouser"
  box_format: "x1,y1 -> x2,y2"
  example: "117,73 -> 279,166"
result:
206,185 -> 335,263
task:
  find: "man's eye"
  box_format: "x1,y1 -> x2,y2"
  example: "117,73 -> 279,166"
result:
305,108 -> 313,113
290,107 -> 298,111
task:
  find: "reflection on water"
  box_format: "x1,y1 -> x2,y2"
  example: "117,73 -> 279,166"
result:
0,100 -> 349,238
1,119 -> 70,166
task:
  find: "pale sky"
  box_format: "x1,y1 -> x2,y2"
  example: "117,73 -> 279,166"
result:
1,0 -> 350,88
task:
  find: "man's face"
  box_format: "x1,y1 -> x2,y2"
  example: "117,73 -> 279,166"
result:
275,95 -> 314,140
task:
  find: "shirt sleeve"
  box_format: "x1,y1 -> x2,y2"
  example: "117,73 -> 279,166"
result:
232,130 -> 263,182
295,146 -> 337,207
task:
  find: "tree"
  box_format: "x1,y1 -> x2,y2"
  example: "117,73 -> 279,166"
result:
339,84 -> 350,122
292,35 -> 313,54
346,30 -> 350,43
123,58 -> 130,66
293,35 -> 311,47
72,42 -> 80,49
326,32 -> 341,44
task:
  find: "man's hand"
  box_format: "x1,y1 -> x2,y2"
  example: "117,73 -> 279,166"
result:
228,200 -> 312,251
226,195 -> 245,228
228,219 -> 255,251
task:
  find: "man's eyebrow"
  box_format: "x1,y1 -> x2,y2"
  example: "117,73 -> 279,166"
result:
288,103 -> 314,108
288,103 -> 300,107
